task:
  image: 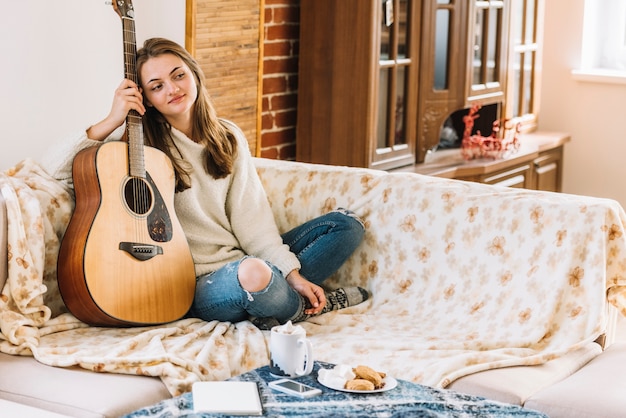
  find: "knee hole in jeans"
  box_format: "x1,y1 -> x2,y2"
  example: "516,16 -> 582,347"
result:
238,257 -> 272,292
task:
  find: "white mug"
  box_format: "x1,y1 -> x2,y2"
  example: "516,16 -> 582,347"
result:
268,325 -> 314,377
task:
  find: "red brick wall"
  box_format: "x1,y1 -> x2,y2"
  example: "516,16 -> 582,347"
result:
260,0 -> 300,160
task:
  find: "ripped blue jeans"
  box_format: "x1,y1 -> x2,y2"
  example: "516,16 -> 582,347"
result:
188,209 -> 364,323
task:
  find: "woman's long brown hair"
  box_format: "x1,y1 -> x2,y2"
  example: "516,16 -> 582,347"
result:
136,37 -> 237,191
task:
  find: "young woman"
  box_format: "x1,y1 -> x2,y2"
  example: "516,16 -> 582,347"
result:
45,38 -> 367,328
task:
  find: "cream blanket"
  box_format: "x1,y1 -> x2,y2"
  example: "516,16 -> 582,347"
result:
1,157 -> 626,396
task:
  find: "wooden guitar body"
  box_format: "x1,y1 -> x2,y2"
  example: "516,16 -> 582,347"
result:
57,141 -> 196,326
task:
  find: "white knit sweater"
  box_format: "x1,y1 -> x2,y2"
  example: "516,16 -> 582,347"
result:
42,121 -> 301,277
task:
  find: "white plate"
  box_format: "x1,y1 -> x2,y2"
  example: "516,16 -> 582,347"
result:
317,374 -> 398,394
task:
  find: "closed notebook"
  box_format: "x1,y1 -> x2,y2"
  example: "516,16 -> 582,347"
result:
192,381 -> 263,416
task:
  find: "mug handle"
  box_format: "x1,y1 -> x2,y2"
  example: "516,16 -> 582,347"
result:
295,337 -> 314,376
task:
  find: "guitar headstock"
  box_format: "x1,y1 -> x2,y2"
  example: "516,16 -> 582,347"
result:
112,0 -> 135,19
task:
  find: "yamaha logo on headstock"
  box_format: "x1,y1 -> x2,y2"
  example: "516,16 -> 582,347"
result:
111,0 -> 135,19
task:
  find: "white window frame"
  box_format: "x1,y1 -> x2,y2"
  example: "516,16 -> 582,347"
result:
572,0 -> 626,84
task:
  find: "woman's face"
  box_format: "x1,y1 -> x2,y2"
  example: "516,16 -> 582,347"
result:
140,53 -> 198,124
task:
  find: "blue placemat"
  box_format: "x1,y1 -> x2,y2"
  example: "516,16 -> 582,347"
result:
124,362 -> 547,418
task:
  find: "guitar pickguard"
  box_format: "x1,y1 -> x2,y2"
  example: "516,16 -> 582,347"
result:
146,172 -> 174,242
123,172 -> 173,243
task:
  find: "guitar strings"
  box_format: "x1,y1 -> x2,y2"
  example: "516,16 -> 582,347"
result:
124,16 -> 149,244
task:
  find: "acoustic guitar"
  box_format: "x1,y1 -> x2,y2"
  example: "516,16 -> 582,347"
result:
57,0 -> 196,327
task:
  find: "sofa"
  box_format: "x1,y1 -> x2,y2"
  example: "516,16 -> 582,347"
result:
1,155 -> 625,417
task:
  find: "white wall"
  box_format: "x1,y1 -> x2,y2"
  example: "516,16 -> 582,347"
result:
539,0 -> 626,208
0,0 -> 185,170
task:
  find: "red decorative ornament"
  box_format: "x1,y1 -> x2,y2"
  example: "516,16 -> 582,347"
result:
461,104 -> 521,160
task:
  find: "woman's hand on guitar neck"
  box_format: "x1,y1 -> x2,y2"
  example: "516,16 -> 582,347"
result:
87,79 -> 146,141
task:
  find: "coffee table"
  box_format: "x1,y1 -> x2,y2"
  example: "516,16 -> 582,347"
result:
123,362 -> 547,417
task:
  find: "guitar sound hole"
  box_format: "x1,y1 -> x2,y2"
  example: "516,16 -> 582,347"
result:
124,177 -> 153,215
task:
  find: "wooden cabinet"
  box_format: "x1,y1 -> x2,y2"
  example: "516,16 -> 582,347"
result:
417,0 -> 513,161
296,0 -> 556,190
416,0 -> 466,162
392,132 -> 569,192
471,162 -> 534,188
296,0 -> 419,170
464,147 -> 563,191
532,147 -> 563,192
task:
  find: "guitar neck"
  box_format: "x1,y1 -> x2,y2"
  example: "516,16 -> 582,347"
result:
121,14 -> 145,178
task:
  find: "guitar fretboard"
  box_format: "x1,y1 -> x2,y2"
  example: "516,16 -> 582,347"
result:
121,15 -> 145,179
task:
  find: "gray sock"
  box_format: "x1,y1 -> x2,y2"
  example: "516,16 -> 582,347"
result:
249,287 -> 369,330
290,286 -> 369,323
319,287 -> 369,314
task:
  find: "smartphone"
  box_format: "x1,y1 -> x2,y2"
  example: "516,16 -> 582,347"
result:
268,378 -> 322,398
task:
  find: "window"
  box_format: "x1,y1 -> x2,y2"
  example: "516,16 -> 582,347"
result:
575,0 -> 626,81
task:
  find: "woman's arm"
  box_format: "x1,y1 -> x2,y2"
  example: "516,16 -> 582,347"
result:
40,79 -> 145,187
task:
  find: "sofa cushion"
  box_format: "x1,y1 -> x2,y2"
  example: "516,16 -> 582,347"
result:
0,353 -> 171,418
447,342 -> 601,405
524,342 -> 626,418
0,398 -> 71,418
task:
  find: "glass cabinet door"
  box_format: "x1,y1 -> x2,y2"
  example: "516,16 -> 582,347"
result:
374,0 -> 418,168
505,0 -> 543,131
434,0 -> 453,91
466,0 -> 510,104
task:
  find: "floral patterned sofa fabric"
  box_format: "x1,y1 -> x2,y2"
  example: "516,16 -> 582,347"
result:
0,157 -> 625,401
254,158 -> 626,386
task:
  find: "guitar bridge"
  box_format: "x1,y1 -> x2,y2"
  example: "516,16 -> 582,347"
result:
119,242 -> 163,261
